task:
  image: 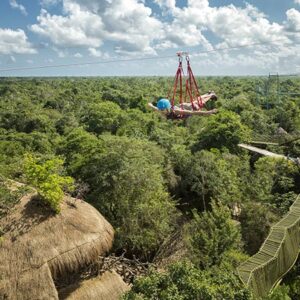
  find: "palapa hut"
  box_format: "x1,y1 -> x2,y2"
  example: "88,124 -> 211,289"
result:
59,270 -> 129,299
0,192 -> 129,299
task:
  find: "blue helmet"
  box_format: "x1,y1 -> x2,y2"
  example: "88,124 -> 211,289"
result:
157,98 -> 171,110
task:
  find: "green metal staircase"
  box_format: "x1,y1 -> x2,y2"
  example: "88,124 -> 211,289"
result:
237,195 -> 300,298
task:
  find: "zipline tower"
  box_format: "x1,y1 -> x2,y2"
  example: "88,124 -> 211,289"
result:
256,73 -> 280,109
266,72 -> 280,108
256,72 -> 300,109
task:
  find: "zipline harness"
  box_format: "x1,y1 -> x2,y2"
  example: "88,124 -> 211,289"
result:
167,52 -> 204,114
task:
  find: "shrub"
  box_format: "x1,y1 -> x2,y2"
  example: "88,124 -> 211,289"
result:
184,201 -> 242,269
239,202 -> 278,255
123,261 -> 252,300
24,154 -> 74,213
180,150 -> 244,210
81,101 -> 123,134
193,110 -> 251,153
264,285 -> 291,300
252,157 -> 298,214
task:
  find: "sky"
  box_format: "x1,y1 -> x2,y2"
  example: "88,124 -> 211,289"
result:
1,0 -> 300,76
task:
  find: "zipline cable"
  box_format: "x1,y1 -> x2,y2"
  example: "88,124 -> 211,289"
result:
0,40 -> 286,73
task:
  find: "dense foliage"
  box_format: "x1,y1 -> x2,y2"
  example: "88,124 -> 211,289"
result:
124,261 -> 252,300
185,201 -> 242,269
24,155 -> 74,212
0,76 -> 299,298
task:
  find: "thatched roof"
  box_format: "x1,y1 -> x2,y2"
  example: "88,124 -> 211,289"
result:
0,193 -> 115,300
59,270 -> 130,300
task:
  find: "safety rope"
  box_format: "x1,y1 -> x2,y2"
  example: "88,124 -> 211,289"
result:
168,52 -> 202,115
186,56 -> 203,110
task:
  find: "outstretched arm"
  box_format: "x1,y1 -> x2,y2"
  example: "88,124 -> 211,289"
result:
148,102 -> 159,111
173,108 -> 218,116
148,102 -> 168,116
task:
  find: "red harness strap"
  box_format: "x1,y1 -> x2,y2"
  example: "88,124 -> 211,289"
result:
167,52 -> 203,117
168,55 -> 184,111
186,57 -> 203,110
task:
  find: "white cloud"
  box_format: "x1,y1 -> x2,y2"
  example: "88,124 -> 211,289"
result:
285,8 -> 300,32
74,52 -> 82,58
154,0 -> 175,8
30,0 -> 211,55
166,26 -> 211,50
31,0 -> 163,54
29,0 -> 300,74
295,0 -> 300,5
52,46 -> 67,57
0,28 -> 36,54
9,0 -> 27,16
40,0 -> 60,7
31,7 -> 104,47
171,2 -> 287,48
153,0 -> 176,13
153,1 -> 288,52
88,48 -> 102,57
101,0 -> 162,53
154,0 -> 295,73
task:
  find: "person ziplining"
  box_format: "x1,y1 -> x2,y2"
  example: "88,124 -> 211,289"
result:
148,92 -> 218,117
148,52 -> 218,118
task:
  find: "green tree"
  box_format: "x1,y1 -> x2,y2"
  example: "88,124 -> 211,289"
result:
116,109 -> 157,140
211,94 -> 275,137
62,134 -> 178,258
280,257 -> 300,300
193,110 -> 251,153
59,127 -> 100,170
24,154 -> 74,213
185,201 -> 242,269
181,150 -> 244,210
221,94 -> 255,115
252,157 -> 298,214
124,261 -> 252,300
81,101 -> 123,134
0,97 -> 60,134
239,202 -> 278,255
264,285 -> 291,300
55,113 -> 79,135
273,100 -> 300,132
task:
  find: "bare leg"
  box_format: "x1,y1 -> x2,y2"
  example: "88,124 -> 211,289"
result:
195,92 -> 217,106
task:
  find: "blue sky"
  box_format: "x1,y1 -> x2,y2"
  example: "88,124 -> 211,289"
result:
1,0 -> 300,76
